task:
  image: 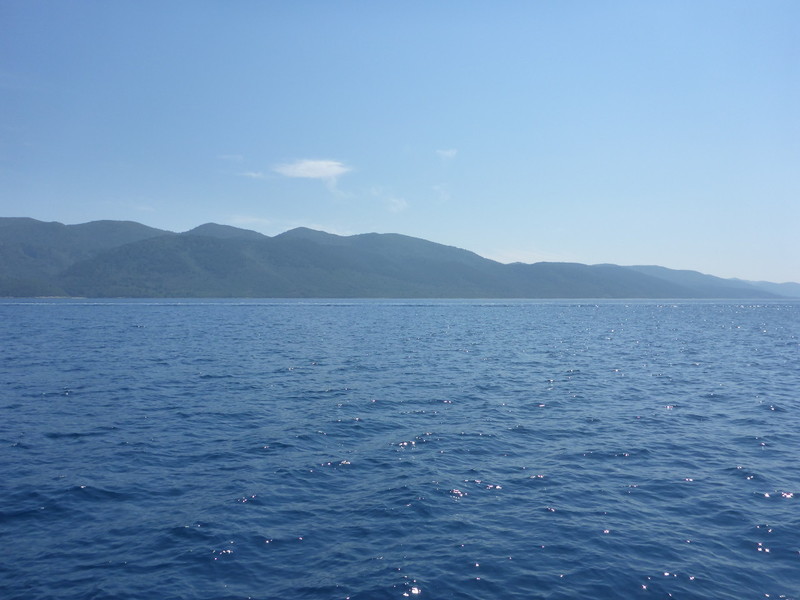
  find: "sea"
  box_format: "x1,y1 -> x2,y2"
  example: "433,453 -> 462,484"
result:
1,299 -> 798,600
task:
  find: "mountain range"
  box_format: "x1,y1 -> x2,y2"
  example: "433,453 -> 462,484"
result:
1,217 -> 798,298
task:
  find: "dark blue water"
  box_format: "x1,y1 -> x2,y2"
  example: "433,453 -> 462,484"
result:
1,299 -> 798,599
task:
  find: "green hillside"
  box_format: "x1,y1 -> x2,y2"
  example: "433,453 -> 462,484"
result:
0,218 -> 794,298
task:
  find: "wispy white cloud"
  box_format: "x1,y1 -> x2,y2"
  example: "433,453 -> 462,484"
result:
238,171 -> 266,179
229,214 -> 272,227
370,186 -> 409,213
273,159 -> 352,180
387,197 -> 408,213
436,148 -> 458,159
432,184 -> 451,203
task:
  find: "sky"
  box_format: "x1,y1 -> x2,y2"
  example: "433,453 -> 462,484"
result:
1,1 -> 798,282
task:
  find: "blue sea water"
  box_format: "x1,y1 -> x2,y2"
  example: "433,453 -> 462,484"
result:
1,299 -> 798,599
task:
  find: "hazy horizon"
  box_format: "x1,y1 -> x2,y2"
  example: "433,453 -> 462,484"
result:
2,2 -> 798,282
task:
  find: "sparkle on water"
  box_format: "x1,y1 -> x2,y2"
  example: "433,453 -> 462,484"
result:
1,299 -> 798,599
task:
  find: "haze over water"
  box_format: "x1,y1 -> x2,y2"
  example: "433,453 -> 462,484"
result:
2,299 -> 799,599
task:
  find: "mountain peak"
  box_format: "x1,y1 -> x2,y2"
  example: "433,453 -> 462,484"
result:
184,223 -> 268,240
275,227 -> 346,244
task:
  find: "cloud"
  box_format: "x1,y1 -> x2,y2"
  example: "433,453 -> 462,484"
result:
387,197 -> 408,213
432,184 -> 451,203
437,148 -> 458,159
239,171 -> 266,179
229,214 -> 272,227
273,159 -> 352,180
370,186 -> 408,213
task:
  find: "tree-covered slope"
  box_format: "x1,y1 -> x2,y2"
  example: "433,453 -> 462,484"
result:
0,218 -> 793,298
0,218 -> 171,295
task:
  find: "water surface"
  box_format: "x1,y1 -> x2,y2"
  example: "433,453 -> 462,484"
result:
1,299 -> 798,599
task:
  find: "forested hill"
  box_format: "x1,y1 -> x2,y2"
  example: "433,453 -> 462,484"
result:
1,218 -> 797,298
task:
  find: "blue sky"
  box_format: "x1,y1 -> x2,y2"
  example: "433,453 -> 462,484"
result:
2,1 -> 798,282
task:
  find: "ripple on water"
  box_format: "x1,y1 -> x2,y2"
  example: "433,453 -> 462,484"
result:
1,300 -> 799,599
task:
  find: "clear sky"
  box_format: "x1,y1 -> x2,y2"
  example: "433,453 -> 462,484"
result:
2,1 -> 798,282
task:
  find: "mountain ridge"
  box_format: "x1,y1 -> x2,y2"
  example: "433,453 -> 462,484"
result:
0,217 -> 797,298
